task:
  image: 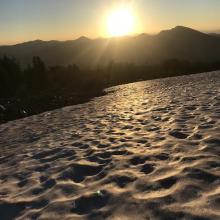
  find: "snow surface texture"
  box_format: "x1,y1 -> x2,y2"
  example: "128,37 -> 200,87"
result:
0,71 -> 220,220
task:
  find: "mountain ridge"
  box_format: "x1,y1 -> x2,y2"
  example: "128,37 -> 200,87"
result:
0,26 -> 220,68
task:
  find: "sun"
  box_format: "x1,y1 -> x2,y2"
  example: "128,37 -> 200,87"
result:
107,7 -> 135,37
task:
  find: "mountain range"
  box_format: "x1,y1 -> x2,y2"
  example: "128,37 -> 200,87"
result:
0,26 -> 220,68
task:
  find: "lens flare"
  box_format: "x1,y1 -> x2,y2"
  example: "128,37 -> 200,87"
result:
107,7 -> 135,37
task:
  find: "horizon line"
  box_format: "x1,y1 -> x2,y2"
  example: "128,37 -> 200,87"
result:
1,26 -> 219,47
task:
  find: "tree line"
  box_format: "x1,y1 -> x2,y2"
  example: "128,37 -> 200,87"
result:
0,55 -> 220,122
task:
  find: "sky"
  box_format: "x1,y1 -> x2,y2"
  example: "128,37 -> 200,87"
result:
0,0 -> 220,45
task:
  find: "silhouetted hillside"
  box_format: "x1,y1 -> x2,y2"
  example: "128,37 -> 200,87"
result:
1,54 -> 220,123
154,26 -> 220,62
1,26 -> 220,68
210,33 -> 220,38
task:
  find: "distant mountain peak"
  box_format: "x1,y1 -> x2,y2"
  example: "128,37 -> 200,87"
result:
14,39 -> 45,47
76,36 -> 90,42
173,26 -> 193,30
172,26 -> 203,33
158,26 -> 206,37
20,39 -> 43,44
137,33 -> 150,37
